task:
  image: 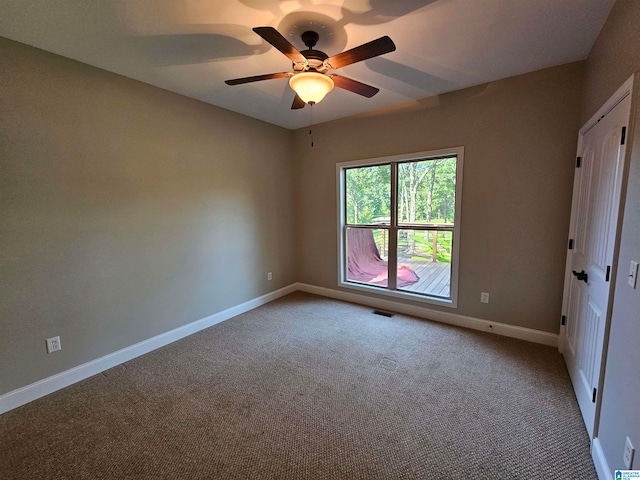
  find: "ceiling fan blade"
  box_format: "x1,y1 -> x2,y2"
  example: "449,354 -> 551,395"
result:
326,36 -> 396,70
253,27 -> 307,64
291,94 -> 306,109
225,72 -> 291,85
330,74 -> 380,98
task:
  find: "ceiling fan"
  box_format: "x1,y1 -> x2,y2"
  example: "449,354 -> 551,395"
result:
225,27 -> 396,109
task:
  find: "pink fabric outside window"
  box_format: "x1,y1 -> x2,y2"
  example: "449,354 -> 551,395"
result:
346,228 -> 418,287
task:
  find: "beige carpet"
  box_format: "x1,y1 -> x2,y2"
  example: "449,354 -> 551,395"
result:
0,292 -> 597,479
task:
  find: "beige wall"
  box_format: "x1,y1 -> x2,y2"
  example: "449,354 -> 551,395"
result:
293,62 -> 584,334
581,0 -> 640,124
0,37 -> 295,395
580,0 -> 640,472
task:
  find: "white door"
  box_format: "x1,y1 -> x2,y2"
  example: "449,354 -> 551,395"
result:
562,85 -> 631,439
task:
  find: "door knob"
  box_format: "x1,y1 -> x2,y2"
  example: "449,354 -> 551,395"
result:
572,270 -> 589,283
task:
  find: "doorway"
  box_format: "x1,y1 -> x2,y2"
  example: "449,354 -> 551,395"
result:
561,76 -> 634,439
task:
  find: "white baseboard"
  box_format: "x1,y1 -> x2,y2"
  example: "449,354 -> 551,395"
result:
0,282 -> 559,415
0,284 -> 297,415
295,283 -> 559,348
592,437 -> 613,480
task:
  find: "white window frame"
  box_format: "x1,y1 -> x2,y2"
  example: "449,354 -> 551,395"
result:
337,147 -> 464,308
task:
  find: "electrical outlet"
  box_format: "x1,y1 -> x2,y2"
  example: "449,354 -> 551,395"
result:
480,292 -> 490,304
629,261 -> 638,288
267,272 -> 272,281
46,336 -> 61,354
623,436 -> 635,469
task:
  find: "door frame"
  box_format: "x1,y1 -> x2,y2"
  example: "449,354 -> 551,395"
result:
559,74 -> 637,441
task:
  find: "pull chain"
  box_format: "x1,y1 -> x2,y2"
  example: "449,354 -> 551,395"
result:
309,102 -> 314,148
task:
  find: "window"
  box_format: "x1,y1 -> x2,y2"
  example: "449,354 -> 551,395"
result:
337,148 -> 463,307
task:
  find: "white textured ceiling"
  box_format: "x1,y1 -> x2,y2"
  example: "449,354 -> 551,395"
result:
1,0 -> 615,130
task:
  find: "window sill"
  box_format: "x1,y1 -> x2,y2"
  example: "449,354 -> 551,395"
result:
338,280 -> 458,309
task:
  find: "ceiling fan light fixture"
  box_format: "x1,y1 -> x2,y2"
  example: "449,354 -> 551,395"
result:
289,72 -> 334,104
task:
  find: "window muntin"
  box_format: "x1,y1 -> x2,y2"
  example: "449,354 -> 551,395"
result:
338,148 -> 463,307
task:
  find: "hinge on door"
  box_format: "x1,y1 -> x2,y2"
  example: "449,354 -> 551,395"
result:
576,156 -> 582,168
592,388 -> 597,403
568,239 -> 574,250
561,315 -> 566,326
606,265 -> 611,282
621,126 -> 627,145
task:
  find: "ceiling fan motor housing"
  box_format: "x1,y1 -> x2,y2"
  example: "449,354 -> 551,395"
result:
294,31 -> 329,73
